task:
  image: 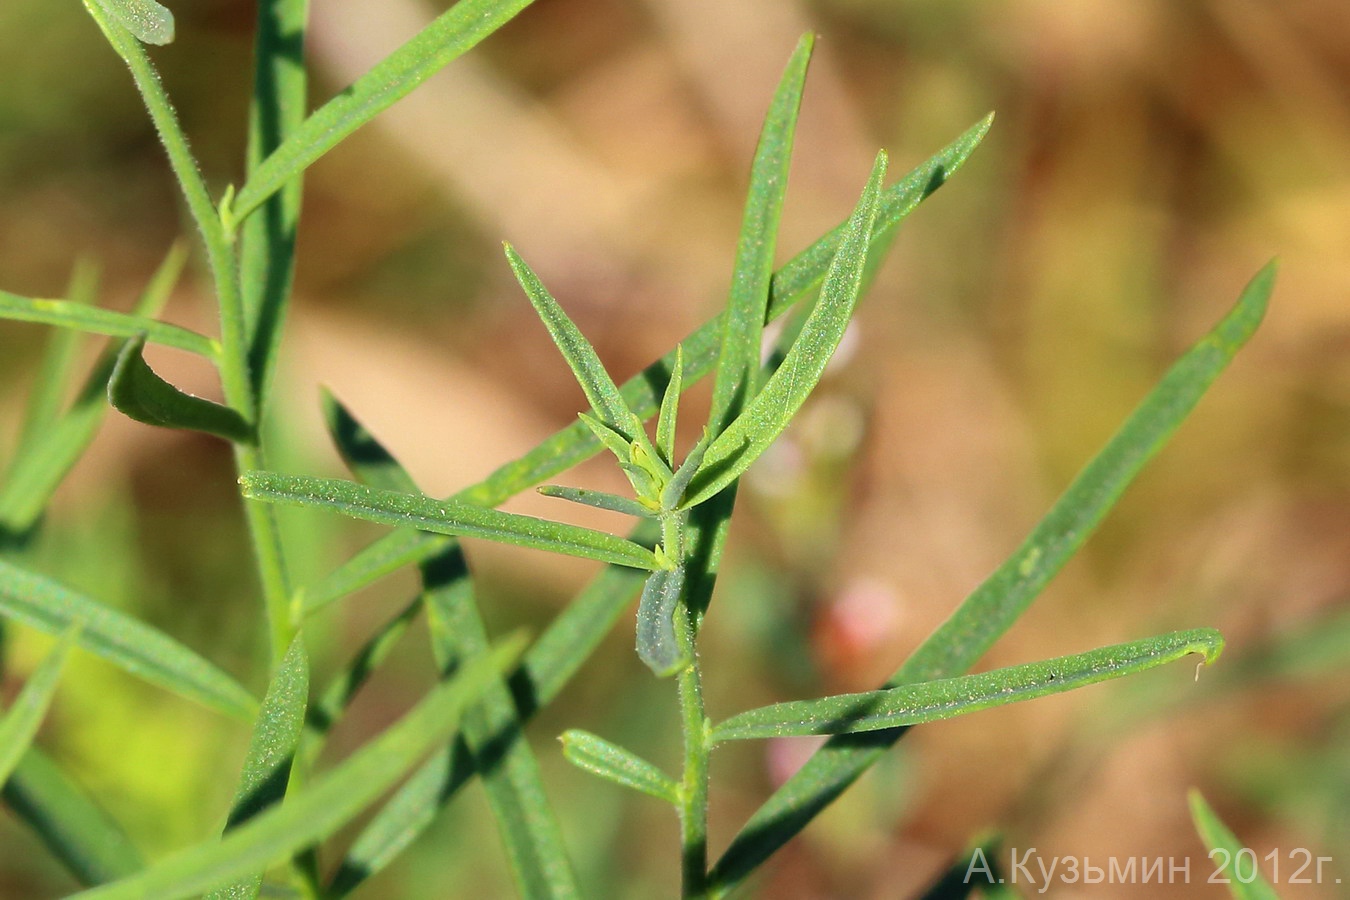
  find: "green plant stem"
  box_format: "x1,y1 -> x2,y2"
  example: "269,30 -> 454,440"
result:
81,0 -> 253,423
675,605 -> 711,899
236,442 -> 296,665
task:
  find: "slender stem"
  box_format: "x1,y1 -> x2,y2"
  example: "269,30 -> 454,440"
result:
676,602 -> 710,899
236,443 -> 295,661
81,0 -> 254,421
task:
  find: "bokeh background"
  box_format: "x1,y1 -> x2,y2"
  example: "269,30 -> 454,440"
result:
2,0 -> 1349,897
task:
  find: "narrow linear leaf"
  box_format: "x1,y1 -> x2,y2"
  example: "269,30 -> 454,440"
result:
422,547 -> 581,899
322,388 -> 420,493
656,345 -> 684,467
0,557 -> 257,721
238,0 -> 310,403
0,245 -> 189,536
708,261 -> 1275,895
0,290 -> 217,359
537,485 -> 652,519
69,637 -> 525,900
0,626 -> 79,785
709,32 -> 813,434
304,115 -> 992,610
1189,791 -> 1280,900
560,729 -> 680,805
505,244 -> 654,459
232,0 -> 537,224
204,634 -> 310,900
684,151 -> 888,509
240,472 -> 659,571
711,629 -> 1223,742
89,0 -> 174,45
3,748 -> 145,885
109,334 -> 254,443
636,565 -> 688,677
17,263 -> 98,446
308,598 -> 421,740
328,523 -> 657,896
320,399 -> 579,896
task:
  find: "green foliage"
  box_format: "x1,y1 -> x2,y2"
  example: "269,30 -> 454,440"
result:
0,3 -> 1277,898
1189,791 -> 1280,900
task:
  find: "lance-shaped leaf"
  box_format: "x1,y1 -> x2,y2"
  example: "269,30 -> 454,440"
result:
232,0 -> 537,225
711,629 -> 1223,742
0,290 -> 216,360
505,244 -> 665,478
635,564 -> 688,677
538,485 -> 654,519
205,634 -> 310,900
560,730 -> 681,805
708,32 -> 813,435
68,636 -> 525,900
302,116 -> 992,611
109,335 -> 254,443
708,262 -> 1276,895
88,0 -> 174,45
0,626 -> 79,786
1189,791 -> 1280,900
683,151 -> 888,510
240,472 -> 660,571
0,557 -> 256,721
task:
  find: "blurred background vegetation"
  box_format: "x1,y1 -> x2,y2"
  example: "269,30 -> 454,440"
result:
1,0 -> 1348,897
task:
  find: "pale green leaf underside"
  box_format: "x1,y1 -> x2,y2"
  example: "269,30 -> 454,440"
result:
89,0 -> 174,45
1188,790 -> 1280,900
712,629 -> 1222,742
0,558 -> 256,721
240,472 -> 660,571
0,290 -> 216,359
560,729 -> 680,805
69,638 -> 524,900
0,627 -> 78,786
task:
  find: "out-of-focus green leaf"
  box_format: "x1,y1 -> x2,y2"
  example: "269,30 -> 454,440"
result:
1189,790 -> 1280,900
0,626 -> 78,785
69,636 -> 525,900
0,558 -> 257,721
2,748 -> 145,885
